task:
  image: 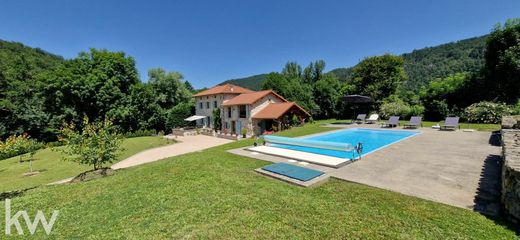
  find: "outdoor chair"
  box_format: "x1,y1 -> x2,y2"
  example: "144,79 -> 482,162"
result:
403,116 -> 422,129
381,116 -> 400,128
365,114 -> 379,124
440,117 -> 460,131
354,114 -> 367,124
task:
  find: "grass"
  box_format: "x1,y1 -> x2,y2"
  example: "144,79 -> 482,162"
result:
0,136 -> 175,193
0,121 -> 516,239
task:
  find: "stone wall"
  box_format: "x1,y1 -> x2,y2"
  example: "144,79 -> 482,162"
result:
501,115 -> 520,129
501,128 -> 520,223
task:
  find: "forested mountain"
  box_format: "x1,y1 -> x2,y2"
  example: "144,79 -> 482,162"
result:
401,36 -> 486,91
0,40 -> 64,81
219,73 -> 267,90
220,35 -> 488,91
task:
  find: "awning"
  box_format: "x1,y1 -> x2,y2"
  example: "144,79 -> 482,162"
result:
184,115 -> 206,121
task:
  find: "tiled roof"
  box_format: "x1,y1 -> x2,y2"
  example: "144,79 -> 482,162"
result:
252,102 -> 310,120
221,90 -> 288,106
192,84 -> 253,97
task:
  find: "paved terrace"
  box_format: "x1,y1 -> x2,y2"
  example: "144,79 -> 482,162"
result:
230,124 -> 501,210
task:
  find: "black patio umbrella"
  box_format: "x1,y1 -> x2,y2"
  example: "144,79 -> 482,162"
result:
343,95 -> 373,121
343,94 -> 373,103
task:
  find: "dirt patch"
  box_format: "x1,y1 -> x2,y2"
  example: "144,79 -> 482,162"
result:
70,168 -> 115,183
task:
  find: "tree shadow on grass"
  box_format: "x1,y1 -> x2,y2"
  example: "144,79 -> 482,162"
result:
0,187 -> 36,201
473,154 -> 520,234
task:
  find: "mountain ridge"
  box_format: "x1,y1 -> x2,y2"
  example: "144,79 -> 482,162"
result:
219,35 -> 488,91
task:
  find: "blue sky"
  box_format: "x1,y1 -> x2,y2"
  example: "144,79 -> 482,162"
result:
0,0 -> 518,88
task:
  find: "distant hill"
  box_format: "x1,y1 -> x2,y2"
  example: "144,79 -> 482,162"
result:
219,35 -> 488,92
0,40 -> 65,78
219,73 -> 268,91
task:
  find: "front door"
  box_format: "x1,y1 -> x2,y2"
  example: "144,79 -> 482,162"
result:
231,121 -> 236,135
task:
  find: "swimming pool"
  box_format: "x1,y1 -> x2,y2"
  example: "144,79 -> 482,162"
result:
272,128 -> 419,159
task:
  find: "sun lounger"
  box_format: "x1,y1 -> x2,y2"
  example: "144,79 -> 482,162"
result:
354,114 -> 367,124
365,114 -> 379,124
403,116 -> 422,129
440,117 -> 460,131
381,116 -> 400,128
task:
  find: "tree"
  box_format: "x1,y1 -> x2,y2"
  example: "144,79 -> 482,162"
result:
313,74 -> 341,119
482,18 -> 520,103
213,109 -> 222,131
261,72 -> 318,114
148,68 -> 191,109
281,61 -> 302,79
58,117 -> 122,170
419,73 -> 472,120
350,54 -> 407,106
184,80 -> 195,93
42,49 -> 140,127
165,102 -> 193,131
302,60 -> 326,84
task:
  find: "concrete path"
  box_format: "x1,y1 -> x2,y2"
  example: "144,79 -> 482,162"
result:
111,135 -> 232,169
49,135 -> 232,185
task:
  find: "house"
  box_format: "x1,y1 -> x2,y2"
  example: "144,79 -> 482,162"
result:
191,84 -> 310,136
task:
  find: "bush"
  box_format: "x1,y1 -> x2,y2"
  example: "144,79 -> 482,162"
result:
0,134 -> 44,160
379,99 -> 411,119
409,105 -> 425,117
291,115 -> 300,126
123,129 -> 157,138
165,102 -> 193,130
464,101 -> 513,123
513,99 -> 520,115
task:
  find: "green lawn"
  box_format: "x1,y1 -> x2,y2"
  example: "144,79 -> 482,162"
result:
1,122 -> 516,239
0,136 -> 175,193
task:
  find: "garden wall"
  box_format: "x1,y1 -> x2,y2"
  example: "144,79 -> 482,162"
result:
501,115 -> 520,223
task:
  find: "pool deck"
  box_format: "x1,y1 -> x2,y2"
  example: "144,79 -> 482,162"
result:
229,123 -> 501,210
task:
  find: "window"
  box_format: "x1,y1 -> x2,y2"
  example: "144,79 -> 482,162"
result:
199,102 -> 203,109
206,102 -> 210,108
228,107 -> 232,118
239,105 -> 246,118
213,101 -> 217,108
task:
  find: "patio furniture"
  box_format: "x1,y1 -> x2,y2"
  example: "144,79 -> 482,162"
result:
354,114 -> 367,124
403,116 -> 423,129
440,117 -> 460,131
365,114 -> 379,124
381,116 -> 400,128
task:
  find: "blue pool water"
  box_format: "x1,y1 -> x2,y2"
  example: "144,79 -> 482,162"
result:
272,128 -> 419,159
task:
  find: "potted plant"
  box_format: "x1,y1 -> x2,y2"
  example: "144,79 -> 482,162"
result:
241,128 -> 248,138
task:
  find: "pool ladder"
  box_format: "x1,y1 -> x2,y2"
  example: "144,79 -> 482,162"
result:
353,142 -> 363,161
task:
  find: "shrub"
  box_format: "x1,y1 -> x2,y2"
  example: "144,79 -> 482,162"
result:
379,99 -> 411,119
123,129 -> 157,138
165,102 -> 193,130
409,105 -> 425,117
291,115 -> 300,126
0,134 -> 44,160
58,118 -> 122,170
513,99 -> 520,115
464,101 -> 513,123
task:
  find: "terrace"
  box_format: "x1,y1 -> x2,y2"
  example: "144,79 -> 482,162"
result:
229,123 -> 502,213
